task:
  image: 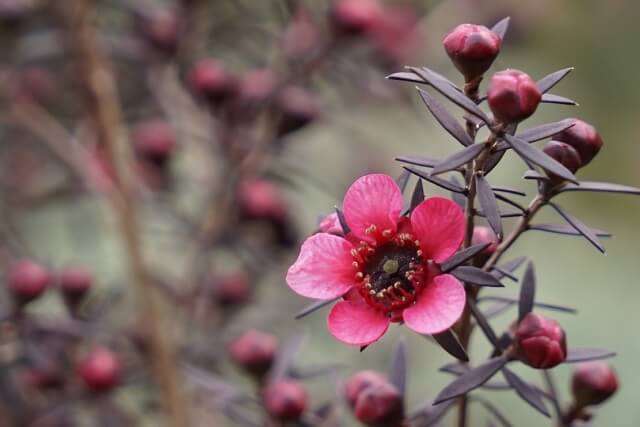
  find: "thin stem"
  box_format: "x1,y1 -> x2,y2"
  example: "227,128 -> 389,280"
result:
543,370 -> 568,426
62,2 -> 189,426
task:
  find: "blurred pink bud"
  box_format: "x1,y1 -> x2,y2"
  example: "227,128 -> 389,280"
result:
262,380 -> 308,421
353,381 -> 404,426
331,0 -> 383,36
344,370 -> 387,408
211,272 -> 251,306
229,330 -> 278,379
188,59 -> 238,106
572,362 -> 618,406
8,259 -> 50,303
132,120 -> 176,168
78,348 -> 122,393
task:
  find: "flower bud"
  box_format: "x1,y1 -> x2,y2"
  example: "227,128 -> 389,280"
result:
344,370 -> 387,408
237,69 -> 277,106
132,120 -> 176,169
135,8 -> 183,56
78,348 -> 122,393
554,119 -> 603,166
471,226 -> 498,263
317,212 -> 344,236
353,381 -> 404,426
282,8 -> 320,59
7,259 -> 50,303
542,141 -> 582,183
370,7 -> 422,66
275,86 -> 320,136
572,362 -> 618,407
211,272 -> 251,307
188,59 -> 237,106
331,0 -> 383,36
514,313 -> 567,369
23,366 -> 64,391
238,178 -> 288,223
262,380 -> 307,421
228,330 -> 278,379
443,24 -> 501,82
487,69 -> 541,123
59,265 -> 92,307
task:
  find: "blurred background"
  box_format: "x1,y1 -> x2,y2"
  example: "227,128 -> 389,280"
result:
0,0 -> 639,426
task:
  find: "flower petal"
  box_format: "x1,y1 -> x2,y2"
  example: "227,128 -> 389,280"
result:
343,174 -> 403,242
327,300 -> 390,346
403,274 -> 466,335
286,233 -> 356,299
410,197 -> 465,263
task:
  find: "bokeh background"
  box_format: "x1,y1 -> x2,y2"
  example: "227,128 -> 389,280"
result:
4,0 -> 640,426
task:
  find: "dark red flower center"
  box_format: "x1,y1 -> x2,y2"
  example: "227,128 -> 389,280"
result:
351,232 -> 427,318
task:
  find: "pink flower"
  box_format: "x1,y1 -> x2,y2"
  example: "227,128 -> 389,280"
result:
287,174 -> 466,346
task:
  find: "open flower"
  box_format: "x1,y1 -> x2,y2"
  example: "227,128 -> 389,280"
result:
287,174 -> 466,346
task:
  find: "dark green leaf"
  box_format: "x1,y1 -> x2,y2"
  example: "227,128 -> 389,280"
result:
389,339 -> 407,397
528,224 -> 611,238
441,243 -> 491,272
502,368 -> 550,417
518,262 -> 536,322
431,144 -> 486,175
396,155 -> 438,168
565,348 -> 616,363
452,266 -> 504,287
295,297 -> 340,319
476,174 -> 503,238
334,207 -> 350,235
537,68 -> 574,93
503,134 -> 578,184
549,203 -> 605,253
386,71 -> 426,84
433,356 -> 508,404
404,167 -> 466,193
410,179 -> 425,212
491,17 -> 511,40
396,169 -> 411,193
541,93 -> 577,105
432,329 -> 469,362
559,181 -> 640,196
417,88 -> 474,147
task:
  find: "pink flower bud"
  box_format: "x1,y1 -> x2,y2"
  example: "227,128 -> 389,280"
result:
211,273 -> 251,306
514,313 -> 567,369
136,8 -> 183,56
353,381 -> 404,426
554,119 -> 603,166
132,120 -> 176,168
188,59 -> 238,105
443,24 -> 501,82
487,69 -> 541,123
572,362 -> 618,406
282,8 -> 320,59
370,7 -> 423,65
471,226 -> 498,262
78,348 -> 122,393
344,370 -> 387,408
59,265 -> 92,305
238,178 -> 288,223
8,259 -> 50,303
275,86 -> 320,135
228,330 -> 278,379
317,212 -> 344,236
331,0 -> 383,36
262,380 -> 307,421
543,141 -> 582,183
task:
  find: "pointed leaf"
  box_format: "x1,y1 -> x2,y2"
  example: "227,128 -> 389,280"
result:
492,186 -> 526,196
559,181 -> 640,196
490,267 -> 518,282
396,169 -> 411,193
441,243 -> 491,273
417,88 -> 474,147
495,194 -> 526,212
502,367 -> 550,417
409,67 -> 490,123
479,296 -> 576,314
432,329 -> 469,362
389,339 -> 407,397
452,266 -> 504,287
549,203 -> 605,253
522,170 -> 547,181
491,17 -> 511,40
396,155 -> 438,168
493,257 -> 526,278
565,348 -> 616,363
495,119 -> 576,151
528,223 -> 611,238
518,262 -> 536,322
334,207 -> 350,235
503,134 -> 578,184
468,297 -> 501,349
483,150 -> 506,174
541,93 -> 577,105
404,167 -> 466,193
386,71 -> 426,84
476,174 -> 503,238
433,356 -> 508,404
410,179 -> 425,212
537,68 -> 574,93
439,364 -> 510,390
295,297 -> 340,319
431,144 -> 485,175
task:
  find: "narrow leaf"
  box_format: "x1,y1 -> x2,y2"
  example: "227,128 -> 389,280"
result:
483,150 -> 505,174
503,134 -> 578,184
494,257 -> 527,276
479,296 -> 576,314
452,266 -> 504,287
491,267 -> 518,282
541,93 -> 578,105
550,203 -> 605,253
468,297 -> 502,349
432,329 -> 469,362
441,243 -> 491,273
518,119 -> 575,142
389,339 -> 407,397
396,169 -> 410,193
295,297 -> 340,319
386,71 -> 426,84
404,167 -> 466,193
474,395 -> 514,427
417,88 -> 474,147
559,181 -> 640,196
492,186 -> 526,196
431,144 -> 485,175
439,364 -> 510,390
537,68 -> 574,93
528,224 -> 611,238
476,174 -> 503,238
410,179 -> 425,212
522,170 -> 548,181
502,368 -> 550,417
410,400 -> 455,426
491,17 -> 511,40
408,67 -> 490,123
433,356 -> 507,404
396,155 -> 438,168
565,348 -> 616,363
518,262 -> 536,322
334,207 -> 350,235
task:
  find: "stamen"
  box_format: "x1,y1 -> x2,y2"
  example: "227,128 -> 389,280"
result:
355,272 -> 364,279
382,229 -> 392,238
352,261 -> 359,268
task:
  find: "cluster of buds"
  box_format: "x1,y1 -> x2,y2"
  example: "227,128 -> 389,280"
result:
344,371 -> 404,426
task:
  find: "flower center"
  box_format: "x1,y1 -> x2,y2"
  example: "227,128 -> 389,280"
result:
351,232 -> 426,318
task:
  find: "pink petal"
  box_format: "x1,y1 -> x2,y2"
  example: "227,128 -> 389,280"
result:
403,274 -> 466,335
286,233 -> 356,299
327,300 -> 390,346
410,197 -> 465,263
343,174 -> 403,242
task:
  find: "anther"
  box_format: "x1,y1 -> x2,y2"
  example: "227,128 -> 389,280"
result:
382,229 -> 392,238
355,272 -> 364,279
